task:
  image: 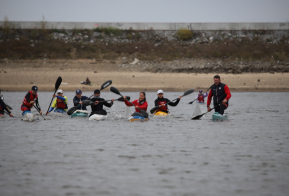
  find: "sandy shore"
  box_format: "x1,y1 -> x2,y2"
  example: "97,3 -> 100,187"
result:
1,60 -> 289,92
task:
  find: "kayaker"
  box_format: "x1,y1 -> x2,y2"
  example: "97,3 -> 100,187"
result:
89,89 -> 114,116
207,75 -> 231,115
46,89 -> 68,114
196,90 -> 208,103
0,98 -> 13,117
123,92 -> 148,117
154,90 -> 181,113
21,86 -> 43,115
73,89 -> 88,110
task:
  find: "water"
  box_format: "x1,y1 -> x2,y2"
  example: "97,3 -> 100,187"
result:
1,91 -> 289,196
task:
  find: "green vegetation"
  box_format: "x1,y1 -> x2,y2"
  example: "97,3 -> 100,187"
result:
93,27 -> 121,36
176,28 -> 193,40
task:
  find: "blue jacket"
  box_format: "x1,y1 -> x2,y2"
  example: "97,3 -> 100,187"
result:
73,96 -> 88,110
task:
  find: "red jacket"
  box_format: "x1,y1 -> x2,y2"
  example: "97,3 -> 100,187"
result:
124,99 -> 148,113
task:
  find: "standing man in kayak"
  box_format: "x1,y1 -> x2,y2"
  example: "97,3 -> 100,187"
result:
123,92 -> 148,117
46,89 -> 68,114
207,75 -> 231,115
73,89 -> 88,110
0,98 -> 13,117
154,90 -> 181,113
89,89 -> 114,116
196,90 -> 208,103
21,86 -> 43,115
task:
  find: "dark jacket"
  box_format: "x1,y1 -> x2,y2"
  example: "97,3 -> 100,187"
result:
154,97 -> 180,112
73,95 -> 88,110
207,82 -> 231,106
89,97 -> 113,116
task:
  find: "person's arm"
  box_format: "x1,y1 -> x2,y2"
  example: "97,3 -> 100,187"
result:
124,99 -> 133,107
49,99 -> 57,112
103,100 -> 113,108
25,92 -> 31,103
73,97 -> 80,106
154,99 -> 158,107
207,89 -> 212,106
224,85 -> 231,100
138,101 -> 148,111
203,92 -> 208,98
56,95 -> 65,101
0,99 -> 11,114
167,98 -> 180,106
196,95 -> 199,99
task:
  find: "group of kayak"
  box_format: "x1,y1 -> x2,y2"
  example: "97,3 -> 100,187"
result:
0,75 -> 231,122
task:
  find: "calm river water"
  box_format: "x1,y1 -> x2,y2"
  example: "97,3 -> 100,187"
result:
0,91 -> 289,196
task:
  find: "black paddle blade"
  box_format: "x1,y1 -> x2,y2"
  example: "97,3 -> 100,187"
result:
100,80 -> 112,90
117,96 -> 130,102
110,86 -> 122,96
150,106 -> 160,114
191,114 -> 204,120
67,106 -> 78,115
55,76 -> 62,90
6,104 -> 13,110
183,89 -> 195,97
82,100 -> 92,106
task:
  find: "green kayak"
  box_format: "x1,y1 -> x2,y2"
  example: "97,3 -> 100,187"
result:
212,112 -> 228,121
71,110 -> 88,118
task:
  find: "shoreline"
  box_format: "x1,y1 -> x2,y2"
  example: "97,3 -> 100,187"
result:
1,61 -> 289,92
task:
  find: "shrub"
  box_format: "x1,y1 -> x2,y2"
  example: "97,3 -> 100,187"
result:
93,27 -> 121,36
177,28 -> 193,40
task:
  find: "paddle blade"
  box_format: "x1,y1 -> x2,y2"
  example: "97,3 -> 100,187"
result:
67,106 -> 78,115
150,106 -> 160,114
117,96 -> 130,102
110,86 -> 121,96
100,80 -> 112,90
55,76 -> 62,91
182,89 -> 195,97
191,114 -> 203,120
82,100 -> 92,106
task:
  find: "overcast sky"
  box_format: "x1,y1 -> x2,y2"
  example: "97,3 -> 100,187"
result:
1,0 -> 288,23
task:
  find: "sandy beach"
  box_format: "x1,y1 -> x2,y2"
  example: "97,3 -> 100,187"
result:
1,59 -> 289,92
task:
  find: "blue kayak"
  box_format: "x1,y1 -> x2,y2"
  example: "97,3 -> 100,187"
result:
129,115 -> 149,122
212,112 -> 228,121
54,109 -> 66,114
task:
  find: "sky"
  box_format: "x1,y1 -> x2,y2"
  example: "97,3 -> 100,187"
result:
0,0 -> 289,23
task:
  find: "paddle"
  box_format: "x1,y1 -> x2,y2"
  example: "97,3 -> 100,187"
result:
188,85 -> 213,104
93,96 -> 131,103
191,104 -> 220,120
150,89 -> 195,114
46,76 -> 62,115
34,105 -> 46,120
67,80 -> 112,115
110,86 -> 148,118
6,104 -> 13,110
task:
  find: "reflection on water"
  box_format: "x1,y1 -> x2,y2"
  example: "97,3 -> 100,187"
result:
1,92 -> 289,196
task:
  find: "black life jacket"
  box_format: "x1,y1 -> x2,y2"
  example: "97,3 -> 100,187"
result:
211,82 -> 229,106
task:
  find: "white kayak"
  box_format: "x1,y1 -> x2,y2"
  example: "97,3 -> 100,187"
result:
22,111 -> 34,122
89,114 -> 107,121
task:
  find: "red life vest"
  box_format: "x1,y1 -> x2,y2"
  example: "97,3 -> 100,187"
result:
23,91 -> 38,108
56,97 -> 67,109
198,94 -> 205,102
0,103 -> 3,111
157,100 -> 168,111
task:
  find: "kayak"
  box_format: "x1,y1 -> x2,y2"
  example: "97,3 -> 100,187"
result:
212,112 -> 228,121
197,102 -> 205,104
89,114 -> 107,121
54,109 -> 66,114
154,111 -> 170,117
71,110 -> 88,118
22,110 -> 34,122
129,115 -> 149,122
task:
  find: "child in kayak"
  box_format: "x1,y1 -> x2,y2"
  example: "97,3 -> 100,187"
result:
46,89 -> 68,114
0,98 -> 13,117
21,86 -> 43,115
154,90 -> 181,113
89,89 -> 114,116
123,92 -> 148,118
73,89 -> 88,110
196,90 -> 208,103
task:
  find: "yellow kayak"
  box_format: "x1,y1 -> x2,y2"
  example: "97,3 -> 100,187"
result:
154,111 -> 170,117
